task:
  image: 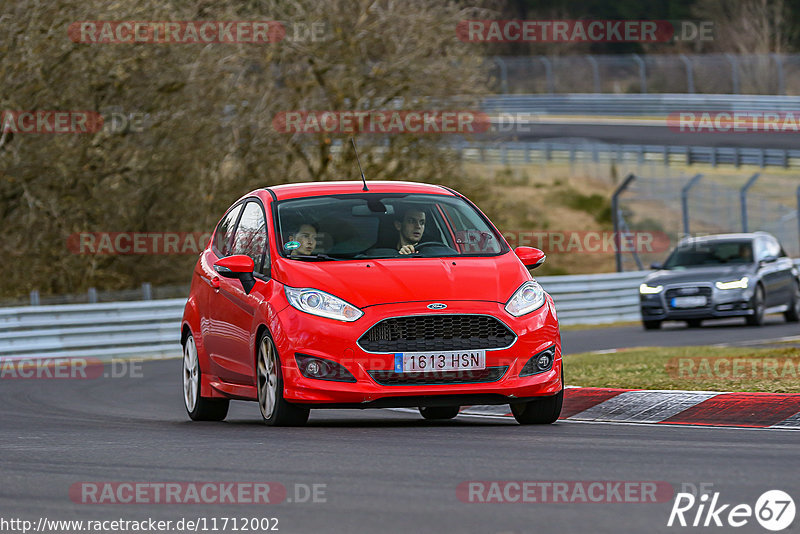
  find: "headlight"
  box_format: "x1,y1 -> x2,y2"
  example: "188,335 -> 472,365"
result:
715,277 -> 749,290
639,283 -> 664,294
505,281 -> 546,317
285,286 -> 363,322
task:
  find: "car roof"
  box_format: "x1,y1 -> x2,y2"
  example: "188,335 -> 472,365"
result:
260,181 -> 457,201
679,232 -> 773,244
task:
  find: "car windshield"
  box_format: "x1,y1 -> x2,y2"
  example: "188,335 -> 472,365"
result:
663,240 -> 754,269
274,193 -> 508,260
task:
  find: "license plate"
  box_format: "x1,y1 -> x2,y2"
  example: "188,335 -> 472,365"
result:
671,296 -> 707,308
394,350 -> 486,373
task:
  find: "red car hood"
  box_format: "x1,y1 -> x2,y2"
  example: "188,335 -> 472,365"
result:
272,253 -> 532,308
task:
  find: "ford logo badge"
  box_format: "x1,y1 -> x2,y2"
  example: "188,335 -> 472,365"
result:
427,303 -> 447,310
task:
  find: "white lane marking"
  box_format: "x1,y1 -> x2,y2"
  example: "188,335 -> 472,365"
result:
711,335 -> 800,348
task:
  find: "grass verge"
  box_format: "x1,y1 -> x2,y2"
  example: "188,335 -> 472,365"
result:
563,345 -> 800,393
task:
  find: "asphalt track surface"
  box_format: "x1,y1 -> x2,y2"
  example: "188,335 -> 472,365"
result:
492,123 -> 799,150
1,357 -> 798,534
562,314 -> 800,354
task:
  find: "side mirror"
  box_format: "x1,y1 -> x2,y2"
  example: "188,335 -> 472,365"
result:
650,262 -> 663,270
514,246 -> 546,269
214,255 -> 256,294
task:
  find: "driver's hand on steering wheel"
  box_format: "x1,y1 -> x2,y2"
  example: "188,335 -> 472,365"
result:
399,244 -> 416,255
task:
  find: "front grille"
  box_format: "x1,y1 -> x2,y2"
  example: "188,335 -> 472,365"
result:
665,286 -> 713,309
368,366 -> 508,386
358,314 -> 516,353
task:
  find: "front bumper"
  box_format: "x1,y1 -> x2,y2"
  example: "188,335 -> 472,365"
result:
272,298 -> 562,405
640,284 -> 753,321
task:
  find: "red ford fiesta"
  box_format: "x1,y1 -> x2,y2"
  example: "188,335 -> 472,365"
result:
181,181 -> 562,426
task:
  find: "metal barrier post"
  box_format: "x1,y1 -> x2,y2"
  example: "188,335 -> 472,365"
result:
740,172 -> 760,232
612,173 -> 636,272
725,54 -> 739,94
586,55 -> 601,93
680,54 -> 695,93
30,290 -> 40,306
493,57 -> 508,94
539,57 -> 554,94
631,54 -> 646,93
772,53 -> 785,95
681,173 -> 704,235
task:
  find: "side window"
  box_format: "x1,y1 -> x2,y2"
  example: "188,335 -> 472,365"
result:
231,201 -> 269,275
213,203 -> 243,257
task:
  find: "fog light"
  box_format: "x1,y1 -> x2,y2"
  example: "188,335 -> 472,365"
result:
295,354 -> 357,382
306,360 -> 323,377
520,346 -> 556,377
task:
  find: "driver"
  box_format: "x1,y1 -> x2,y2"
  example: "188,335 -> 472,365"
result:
287,222 -> 319,257
395,208 -> 426,255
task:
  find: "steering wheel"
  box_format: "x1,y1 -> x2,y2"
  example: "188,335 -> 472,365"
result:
413,241 -> 450,251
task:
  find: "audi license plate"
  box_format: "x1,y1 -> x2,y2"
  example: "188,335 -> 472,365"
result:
395,350 -> 486,373
671,296 -> 707,308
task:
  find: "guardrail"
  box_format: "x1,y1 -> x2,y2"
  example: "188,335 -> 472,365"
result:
0,271 -> 651,361
0,299 -> 185,361
455,140 -> 800,169
480,93 -> 800,115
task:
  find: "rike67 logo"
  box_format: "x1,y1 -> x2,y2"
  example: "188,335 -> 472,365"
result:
668,489 -> 795,531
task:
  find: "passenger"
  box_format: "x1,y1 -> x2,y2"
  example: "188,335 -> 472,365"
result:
738,243 -> 753,263
287,222 -> 319,257
394,208 -> 426,255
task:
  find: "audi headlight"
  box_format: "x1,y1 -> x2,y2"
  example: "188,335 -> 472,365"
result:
639,283 -> 664,294
715,277 -> 749,290
505,281 -> 546,317
285,286 -> 363,322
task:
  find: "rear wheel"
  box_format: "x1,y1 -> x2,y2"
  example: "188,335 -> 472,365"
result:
419,406 -> 460,420
642,320 -> 662,330
257,332 -> 309,427
746,285 -> 765,326
183,332 -> 229,421
784,281 -> 800,323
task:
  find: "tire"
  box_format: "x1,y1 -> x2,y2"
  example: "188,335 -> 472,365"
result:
642,320 -> 661,330
511,389 -> 563,425
784,281 -> 800,323
257,332 -> 309,427
686,319 -> 703,328
745,285 -> 765,326
419,406 -> 460,420
511,365 -> 564,425
183,332 -> 229,421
